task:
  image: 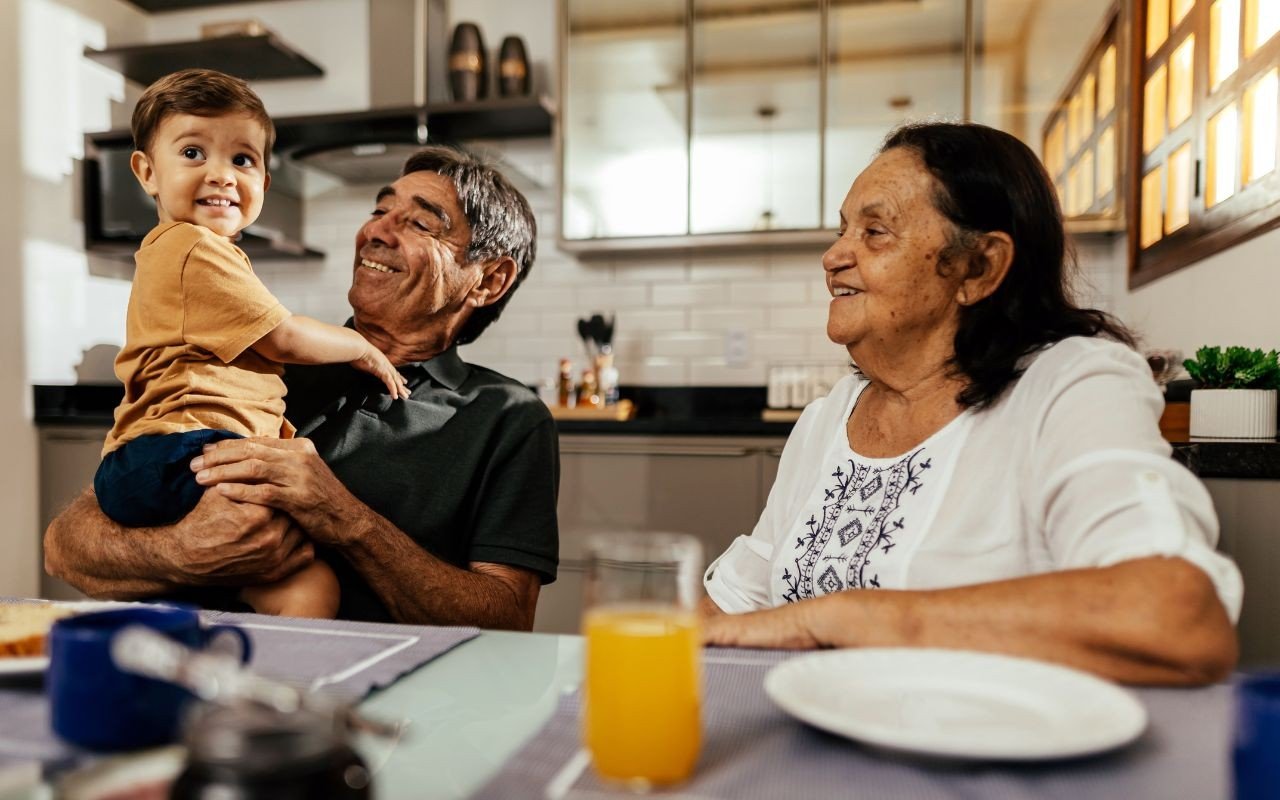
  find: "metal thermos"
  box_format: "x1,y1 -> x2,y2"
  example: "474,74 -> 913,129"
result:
448,22 -> 488,101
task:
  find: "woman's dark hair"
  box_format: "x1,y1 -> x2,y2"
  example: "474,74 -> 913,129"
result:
880,122 -> 1135,408
400,146 -> 536,346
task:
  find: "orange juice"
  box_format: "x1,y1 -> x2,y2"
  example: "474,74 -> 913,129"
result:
583,605 -> 701,786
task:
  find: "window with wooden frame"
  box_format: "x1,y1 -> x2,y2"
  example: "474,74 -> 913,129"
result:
1043,10 -> 1124,234
1129,0 -> 1280,287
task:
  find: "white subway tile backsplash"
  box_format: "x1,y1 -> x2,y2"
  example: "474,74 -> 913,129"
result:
730,281 -> 809,305
615,308 -> 687,333
751,332 -> 810,359
768,305 -> 826,330
506,335 -> 574,359
688,254 -> 769,282
687,358 -> 767,386
627,358 -> 689,385
510,284 -> 571,310
651,283 -> 724,307
768,249 -> 824,275
576,284 -> 649,310
612,260 -> 690,284
690,307 -> 767,331
647,332 -> 723,359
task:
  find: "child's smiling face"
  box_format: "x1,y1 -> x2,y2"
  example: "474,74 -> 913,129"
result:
130,111 -> 270,239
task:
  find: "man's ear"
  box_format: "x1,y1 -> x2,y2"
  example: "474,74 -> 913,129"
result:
129,150 -> 158,197
467,256 -> 519,309
957,231 -> 1014,306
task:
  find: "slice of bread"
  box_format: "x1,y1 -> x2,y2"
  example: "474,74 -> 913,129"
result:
0,603 -> 80,657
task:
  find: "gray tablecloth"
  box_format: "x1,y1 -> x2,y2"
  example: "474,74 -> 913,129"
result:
472,647 -> 1235,800
0,601 -> 478,770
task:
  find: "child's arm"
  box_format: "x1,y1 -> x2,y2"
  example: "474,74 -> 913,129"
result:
252,316 -> 409,399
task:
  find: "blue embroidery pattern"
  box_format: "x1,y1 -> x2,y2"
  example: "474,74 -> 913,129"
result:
782,449 -> 931,602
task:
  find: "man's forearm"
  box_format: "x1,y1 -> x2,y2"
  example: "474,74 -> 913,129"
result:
44,490 -> 180,599
336,505 -> 536,630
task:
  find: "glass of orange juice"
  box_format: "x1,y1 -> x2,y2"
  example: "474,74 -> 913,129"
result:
582,532 -> 703,790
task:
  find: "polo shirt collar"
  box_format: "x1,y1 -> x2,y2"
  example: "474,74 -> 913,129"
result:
344,317 -> 470,390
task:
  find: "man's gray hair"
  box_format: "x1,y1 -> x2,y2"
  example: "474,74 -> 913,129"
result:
401,146 -> 536,346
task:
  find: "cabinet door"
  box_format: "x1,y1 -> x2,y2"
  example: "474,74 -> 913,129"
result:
39,426 -> 108,600
690,0 -> 822,233
1205,477 -> 1280,668
562,0 -> 690,239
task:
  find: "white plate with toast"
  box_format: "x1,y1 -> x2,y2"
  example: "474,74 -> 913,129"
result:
0,601 -> 140,675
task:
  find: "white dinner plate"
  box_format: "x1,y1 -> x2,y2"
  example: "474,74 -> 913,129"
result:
0,600 -> 144,677
764,648 -> 1148,760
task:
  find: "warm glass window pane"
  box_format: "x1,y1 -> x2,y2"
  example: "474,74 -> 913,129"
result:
1068,93 -> 1083,154
1080,149 -> 1096,213
1246,0 -> 1280,55
1144,65 -> 1168,153
1098,46 -> 1117,117
1082,74 -> 1097,137
1097,126 -> 1116,199
1169,35 -> 1196,128
1047,117 -> 1066,178
1173,0 -> 1196,24
1207,103 -> 1240,206
1141,166 -> 1165,247
1212,0 -> 1242,89
1244,68 -> 1279,182
1148,0 -> 1171,56
1166,143 -> 1193,233
1067,163 -> 1080,216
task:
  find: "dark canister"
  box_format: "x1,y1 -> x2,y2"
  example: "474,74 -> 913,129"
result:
448,22 -> 488,101
170,703 -> 371,800
497,35 -> 531,97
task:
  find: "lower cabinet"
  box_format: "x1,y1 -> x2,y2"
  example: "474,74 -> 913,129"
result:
38,425 -> 108,600
1206,478 -> 1280,668
535,435 -> 787,634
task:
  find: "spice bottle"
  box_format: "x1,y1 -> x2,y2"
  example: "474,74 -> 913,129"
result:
557,359 -> 574,407
577,369 -> 602,409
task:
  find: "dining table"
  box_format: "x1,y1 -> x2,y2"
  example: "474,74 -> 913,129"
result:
0,604 -> 1243,799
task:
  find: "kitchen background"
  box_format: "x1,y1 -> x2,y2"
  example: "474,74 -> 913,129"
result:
2,0 -> 1277,626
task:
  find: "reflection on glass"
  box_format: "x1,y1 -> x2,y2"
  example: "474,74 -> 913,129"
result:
826,0 -> 965,227
1211,0 -> 1242,89
692,0 -> 821,233
1097,126 -> 1116,199
1082,74 -> 1097,138
1166,142 -> 1193,232
1207,103 -> 1240,206
563,0 -> 689,239
1068,93 -> 1083,153
1098,45 -> 1117,117
1067,162 -> 1081,216
1080,149 -> 1095,214
1145,65 -> 1168,152
1246,0 -> 1280,55
1148,0 -> 1170,56
1141,166 -> 1165,247
1244,68 -> 1279,182
1173,0 -> 1196,26
1169,35 -> 1196,129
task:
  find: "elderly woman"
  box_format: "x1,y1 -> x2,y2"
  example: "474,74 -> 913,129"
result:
702,122 -> 1240,686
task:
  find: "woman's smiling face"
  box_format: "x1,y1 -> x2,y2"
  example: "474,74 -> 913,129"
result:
822,147 -> 968,357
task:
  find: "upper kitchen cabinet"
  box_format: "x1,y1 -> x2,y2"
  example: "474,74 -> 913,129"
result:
1130,0 -> 1280,286
562,0 -> 689,240
691,0 -> 822,234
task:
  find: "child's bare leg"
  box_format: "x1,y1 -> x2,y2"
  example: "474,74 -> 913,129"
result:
240,560 -> 340,619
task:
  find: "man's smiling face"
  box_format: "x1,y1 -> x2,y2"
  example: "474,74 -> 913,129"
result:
349,171 -> 486,342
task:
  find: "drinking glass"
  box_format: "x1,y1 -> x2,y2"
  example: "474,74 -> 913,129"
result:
1234,673 -> 1280,799
581,532 -> 703,789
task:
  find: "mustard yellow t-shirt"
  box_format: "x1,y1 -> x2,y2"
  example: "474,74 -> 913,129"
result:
103,222 -> 295,456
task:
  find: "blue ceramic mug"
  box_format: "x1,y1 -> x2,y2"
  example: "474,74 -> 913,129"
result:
48,605 -> 251,751
1234,673 -> 1280,799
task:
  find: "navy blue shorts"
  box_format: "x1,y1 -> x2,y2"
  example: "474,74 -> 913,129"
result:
94,430 -> 244,527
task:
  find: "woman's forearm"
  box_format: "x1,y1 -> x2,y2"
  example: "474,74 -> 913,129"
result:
707,557 -> 1237,685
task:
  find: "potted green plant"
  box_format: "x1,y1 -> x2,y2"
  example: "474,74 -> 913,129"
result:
1184,346 -> 1280,439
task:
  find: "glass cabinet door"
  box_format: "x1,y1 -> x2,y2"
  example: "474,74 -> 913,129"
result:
562,0 -> 689,239
690,0 -> 821,233
825,0 -> 967,227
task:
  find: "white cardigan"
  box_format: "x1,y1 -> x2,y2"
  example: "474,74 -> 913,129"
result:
705,337 -> 1243,621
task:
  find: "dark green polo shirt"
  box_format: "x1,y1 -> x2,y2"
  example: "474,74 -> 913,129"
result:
282,346 -> 560,622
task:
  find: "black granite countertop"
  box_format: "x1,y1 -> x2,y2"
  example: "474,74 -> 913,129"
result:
33,384 -> 1280,478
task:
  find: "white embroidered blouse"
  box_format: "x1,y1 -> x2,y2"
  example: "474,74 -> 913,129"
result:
704,337 -> 1243,621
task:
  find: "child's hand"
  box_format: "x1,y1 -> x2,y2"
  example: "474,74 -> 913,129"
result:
353,344 -> 410,399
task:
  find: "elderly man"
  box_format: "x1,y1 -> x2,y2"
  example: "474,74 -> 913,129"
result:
43,146 -> 557,629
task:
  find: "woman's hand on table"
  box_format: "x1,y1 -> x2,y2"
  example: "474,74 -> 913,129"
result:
701,600 -> 825,650
191,437 -> 363,546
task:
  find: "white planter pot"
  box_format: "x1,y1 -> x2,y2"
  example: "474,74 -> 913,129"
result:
1189,389 -> 1278,439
